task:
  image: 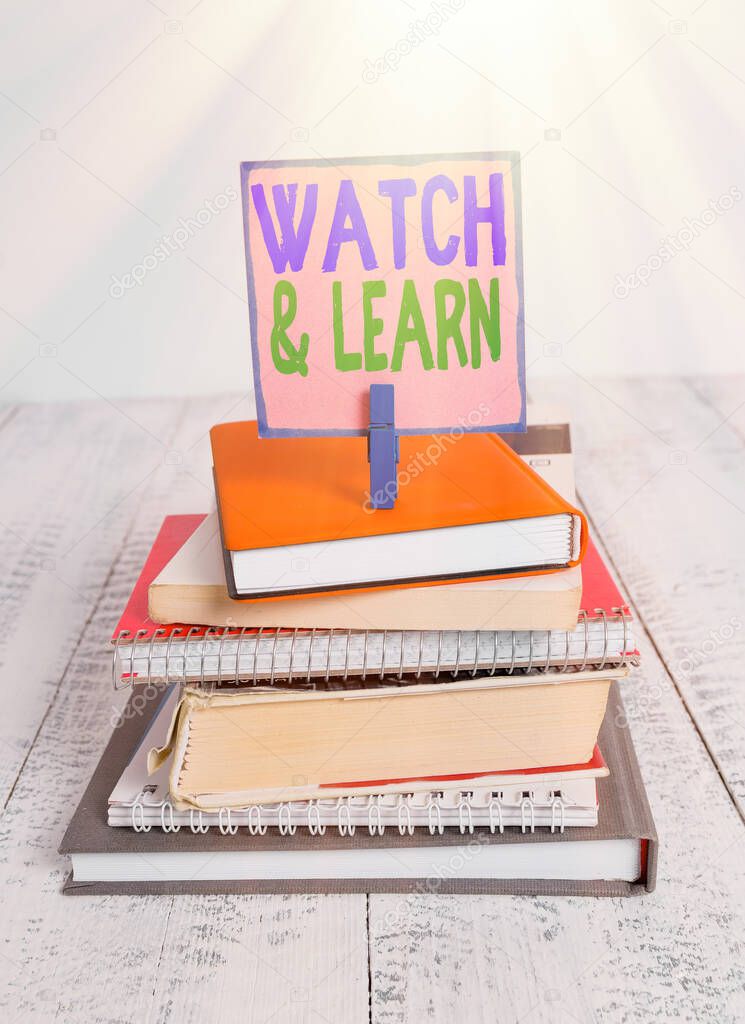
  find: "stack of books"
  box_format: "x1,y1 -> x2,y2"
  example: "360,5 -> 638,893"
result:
61,407 -> 657,896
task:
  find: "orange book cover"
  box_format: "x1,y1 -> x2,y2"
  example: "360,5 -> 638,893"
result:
211,420 -> 587,598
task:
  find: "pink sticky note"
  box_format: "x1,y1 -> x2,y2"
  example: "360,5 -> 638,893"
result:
241,153 -> 525,436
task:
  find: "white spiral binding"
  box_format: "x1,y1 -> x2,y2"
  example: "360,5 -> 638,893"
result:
190,808 -> 209,834
113,609 -> 636,689
327,628 -> 336,683
218,807 -> 238,835
368,796 -> 385,836
427,795 -> 444,835
458,792 -> 474,835
123,792 -> 571,836
397,795 -> 414,836
550,796 -> 565,835
306,801 -> 326,836
488,796 -> 504,835
130,799 -> 151,833
520,795 -> 535,834
278,801 -> 297,836
337,798 -> 355,837
160,802 -> 180,833
247,804 -> 267,836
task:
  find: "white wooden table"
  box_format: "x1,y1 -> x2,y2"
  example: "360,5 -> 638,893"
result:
1,378 -> 744,1023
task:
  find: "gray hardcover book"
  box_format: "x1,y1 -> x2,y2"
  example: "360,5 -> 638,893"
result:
60,681 -> 657,896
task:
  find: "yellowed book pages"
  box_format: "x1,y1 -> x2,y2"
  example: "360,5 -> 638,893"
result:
152,670 -> 624,808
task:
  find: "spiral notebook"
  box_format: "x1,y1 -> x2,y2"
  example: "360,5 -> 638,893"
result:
109,684 -> 605,835
111,529 -> 637,687
60,682 -> 658,895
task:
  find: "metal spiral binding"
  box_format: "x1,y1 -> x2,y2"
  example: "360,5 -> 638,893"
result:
488,797 -> 504,835
337,798 -> 355,837
368,796 -> 385,836
247,805 -> 267,835
278,802 -> 297,836
160,802 -> 180,833
471,632 -> 481,678
550,796 -> 566,835
343,629 -> 352,684
269,629 -> 281,687
190,808 -> 209,834
524,630 -> 535,674
251,627 -> 264,686
113,609 -> 636,688
451,631 -> 463,678
327,628 -> 336,683
596,609 -> 608,672
457,792 -> 474,835
219,807 -> 238,835
126,789 -> 156,832
123,792 -> 573,836
427,795 -> 444,835
397,795 -> 415,836
201,627 -> 216,691
577,612 -> 590,673
520,795 -> 535,834
416,631 -> 425,679
306,801 -> 326,836
130,800 -> 151,833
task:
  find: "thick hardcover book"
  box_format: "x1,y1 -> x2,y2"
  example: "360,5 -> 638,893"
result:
149,670 -> 622,806
109,684 -> 607,832
60,682 -> 657,896
211,419 -> 588,598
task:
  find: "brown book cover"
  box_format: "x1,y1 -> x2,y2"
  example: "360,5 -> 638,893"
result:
60,681 -> 657,896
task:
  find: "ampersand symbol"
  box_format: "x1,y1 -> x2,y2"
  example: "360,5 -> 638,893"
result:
271,280 -> 309,376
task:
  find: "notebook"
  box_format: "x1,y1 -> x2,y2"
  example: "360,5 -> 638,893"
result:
149,418 -> 583,632
109,686 -> 605,834
211,419 -> 588,598
60,682 -> 658,895
111,529 -> 637,686
148,669 -> 625,806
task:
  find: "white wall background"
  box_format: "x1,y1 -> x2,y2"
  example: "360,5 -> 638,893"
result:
1,0 -> 744,404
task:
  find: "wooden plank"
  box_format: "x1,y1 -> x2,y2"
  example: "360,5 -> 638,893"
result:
149,894 -> 368,1023
371,376 -> 745,1021
0,397 -> 186,806
370,526 -> 745,1023
548,374 -> 745,817
0,398 -> 189,1021
5,383 -> 744,1022
0,395 -> 368,1023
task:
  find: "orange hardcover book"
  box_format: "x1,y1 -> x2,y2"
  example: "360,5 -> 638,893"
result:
211,420 -> 587,599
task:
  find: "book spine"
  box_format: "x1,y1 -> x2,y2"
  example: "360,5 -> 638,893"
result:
112,611 -> 638,689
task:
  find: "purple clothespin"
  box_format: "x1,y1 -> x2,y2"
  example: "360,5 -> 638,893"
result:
368,383 -> 399,509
